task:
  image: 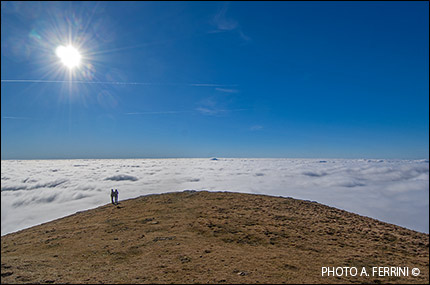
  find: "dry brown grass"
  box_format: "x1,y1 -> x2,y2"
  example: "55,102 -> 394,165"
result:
1,190 -> 429,284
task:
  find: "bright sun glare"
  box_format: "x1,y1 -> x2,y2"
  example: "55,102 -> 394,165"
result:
56,45 -> 81,69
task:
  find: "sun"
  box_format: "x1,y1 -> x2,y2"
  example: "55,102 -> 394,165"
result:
55,45 -> 81,69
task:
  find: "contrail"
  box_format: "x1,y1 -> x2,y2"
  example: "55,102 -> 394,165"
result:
2,116 -> 32,120
1,79 -> 237,87
1,79 -> 152,85
125,111 -> 192,115
125,108 -> 251,116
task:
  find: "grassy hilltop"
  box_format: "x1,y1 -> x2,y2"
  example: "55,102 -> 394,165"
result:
1,190 -> 429,284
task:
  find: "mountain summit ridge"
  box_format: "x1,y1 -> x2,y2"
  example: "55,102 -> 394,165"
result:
1,190 -> 428,284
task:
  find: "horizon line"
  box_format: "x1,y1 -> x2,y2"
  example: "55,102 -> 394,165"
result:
1,157 -> 428,161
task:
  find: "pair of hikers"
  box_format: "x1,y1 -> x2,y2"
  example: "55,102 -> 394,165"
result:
110,189 -> 119,205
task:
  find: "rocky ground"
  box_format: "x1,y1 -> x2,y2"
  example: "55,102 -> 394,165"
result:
1,190 -> 429,284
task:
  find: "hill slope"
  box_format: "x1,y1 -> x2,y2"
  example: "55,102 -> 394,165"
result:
1,190 -> 428,284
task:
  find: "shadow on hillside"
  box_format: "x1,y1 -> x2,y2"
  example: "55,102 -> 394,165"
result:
113,202 -> 123,209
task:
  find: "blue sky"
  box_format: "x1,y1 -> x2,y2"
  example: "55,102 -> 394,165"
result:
1,1 -> 429,159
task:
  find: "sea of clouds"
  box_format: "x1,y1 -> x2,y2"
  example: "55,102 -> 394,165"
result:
1,158 -> 429,235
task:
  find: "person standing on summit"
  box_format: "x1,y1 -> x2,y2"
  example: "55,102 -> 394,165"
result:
110,189 -> 115,205
114,189 -> 119,205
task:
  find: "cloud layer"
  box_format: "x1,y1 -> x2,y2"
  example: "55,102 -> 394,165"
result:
1,158 -> 428,235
